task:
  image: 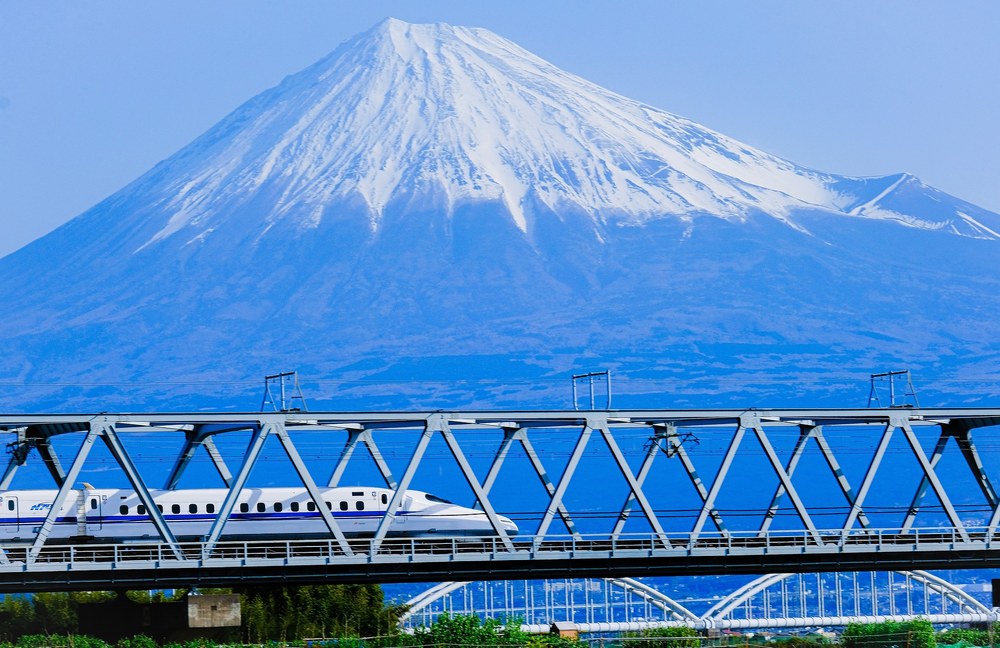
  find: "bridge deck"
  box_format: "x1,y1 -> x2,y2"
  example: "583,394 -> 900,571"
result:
0,528 -> 998,592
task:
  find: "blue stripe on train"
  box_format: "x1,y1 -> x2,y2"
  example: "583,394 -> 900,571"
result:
2,510 -> 416,526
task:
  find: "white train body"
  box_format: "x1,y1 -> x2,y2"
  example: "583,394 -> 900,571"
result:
0,487 -> 517,542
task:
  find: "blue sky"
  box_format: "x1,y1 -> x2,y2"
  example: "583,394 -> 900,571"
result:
1,1 -> 998,258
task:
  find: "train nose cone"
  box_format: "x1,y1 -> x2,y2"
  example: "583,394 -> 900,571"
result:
500,515 -> 519,536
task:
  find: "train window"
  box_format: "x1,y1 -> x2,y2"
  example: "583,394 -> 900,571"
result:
138,505 -> 146,515
381,494 -> 388,505
425,494 -> 453,504
90,498 -> 98,510
239,503 -> 249,513
120,505 -> 128,515
7,500 -> 13,511
339,501 -> 348,511
257,503 -> 265,513
306,502 -> 316,512
189,504 -> 198,514
206,503 -> 215,514
355,501 -> 364,511
274,502 -> 283,512
290,502 -> 299,512
352,491 -> 364,496
157,504 -> 163,513
326,501 -> 332,510
171,504 -> 180,514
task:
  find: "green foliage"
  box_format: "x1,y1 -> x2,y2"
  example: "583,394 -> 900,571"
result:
161,640 -> 216,648
937,624 -> 1000,648
239,584 -> 404,642
8,635 -> 110,648
413,613 -> 530,646
31,594 -> 76,634
622,626 -> 701,648
115,635 -> 160,648
0,596 -> 36,641
0,592 -> 120,640
524,634 -> 584,647
843,619 -> 936,648
125,591 -> 187,604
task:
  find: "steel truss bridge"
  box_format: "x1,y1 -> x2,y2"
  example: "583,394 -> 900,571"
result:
1,408 -> 1000,591
401,572 -> 1000,633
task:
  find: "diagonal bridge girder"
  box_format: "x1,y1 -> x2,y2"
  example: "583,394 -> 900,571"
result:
2,406 -> 1000,571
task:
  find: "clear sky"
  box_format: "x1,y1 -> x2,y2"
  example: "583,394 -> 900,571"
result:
1,1 -> 998,258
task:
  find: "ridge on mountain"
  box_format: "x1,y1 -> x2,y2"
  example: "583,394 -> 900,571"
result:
1,18 -> 999,411
49,17 -> 997,262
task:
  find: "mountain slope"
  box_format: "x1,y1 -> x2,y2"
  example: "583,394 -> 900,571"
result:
1,18 -> 998,411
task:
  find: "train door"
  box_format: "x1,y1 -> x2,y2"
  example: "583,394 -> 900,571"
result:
87,494 -> 103,533
1,496 -> 17,533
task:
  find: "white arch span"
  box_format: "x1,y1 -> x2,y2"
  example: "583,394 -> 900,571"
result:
400,571 -> 998,633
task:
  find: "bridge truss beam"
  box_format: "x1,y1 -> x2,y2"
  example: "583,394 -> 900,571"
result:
0,408 -> 999,590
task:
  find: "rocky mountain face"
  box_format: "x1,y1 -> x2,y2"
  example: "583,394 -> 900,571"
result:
2,18 -> 999,412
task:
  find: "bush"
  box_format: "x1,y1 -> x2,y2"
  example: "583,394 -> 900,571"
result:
11,636 -> 110,648
115,636 -> 159,648
161,641 -> 216,648
415,613 -> 528,645
843,619 -> 935,648
622,627 -> 701,648
936,625 -> 1000,648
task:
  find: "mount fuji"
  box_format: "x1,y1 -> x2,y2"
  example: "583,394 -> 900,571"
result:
2,18 -> 999,411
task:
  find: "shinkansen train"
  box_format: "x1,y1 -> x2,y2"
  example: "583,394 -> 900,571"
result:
0,486 -> 518,542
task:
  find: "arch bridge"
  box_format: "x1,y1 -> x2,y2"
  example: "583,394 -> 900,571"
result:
400,572 -> 999,634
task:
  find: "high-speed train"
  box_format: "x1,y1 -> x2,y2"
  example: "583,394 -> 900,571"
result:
0,486 -> 518,543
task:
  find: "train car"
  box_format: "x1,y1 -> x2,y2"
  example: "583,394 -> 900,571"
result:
0,486 -> 518,543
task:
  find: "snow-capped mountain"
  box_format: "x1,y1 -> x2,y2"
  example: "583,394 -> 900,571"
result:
1,18 -> 999,411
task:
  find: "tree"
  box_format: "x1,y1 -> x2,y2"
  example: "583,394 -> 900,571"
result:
238,583 -> 404,641
842,619 -> 935,648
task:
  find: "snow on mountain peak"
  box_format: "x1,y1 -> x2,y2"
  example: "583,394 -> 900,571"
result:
130,18 -> 998,251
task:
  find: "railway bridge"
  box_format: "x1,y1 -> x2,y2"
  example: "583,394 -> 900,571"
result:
1,408 -> 999,591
